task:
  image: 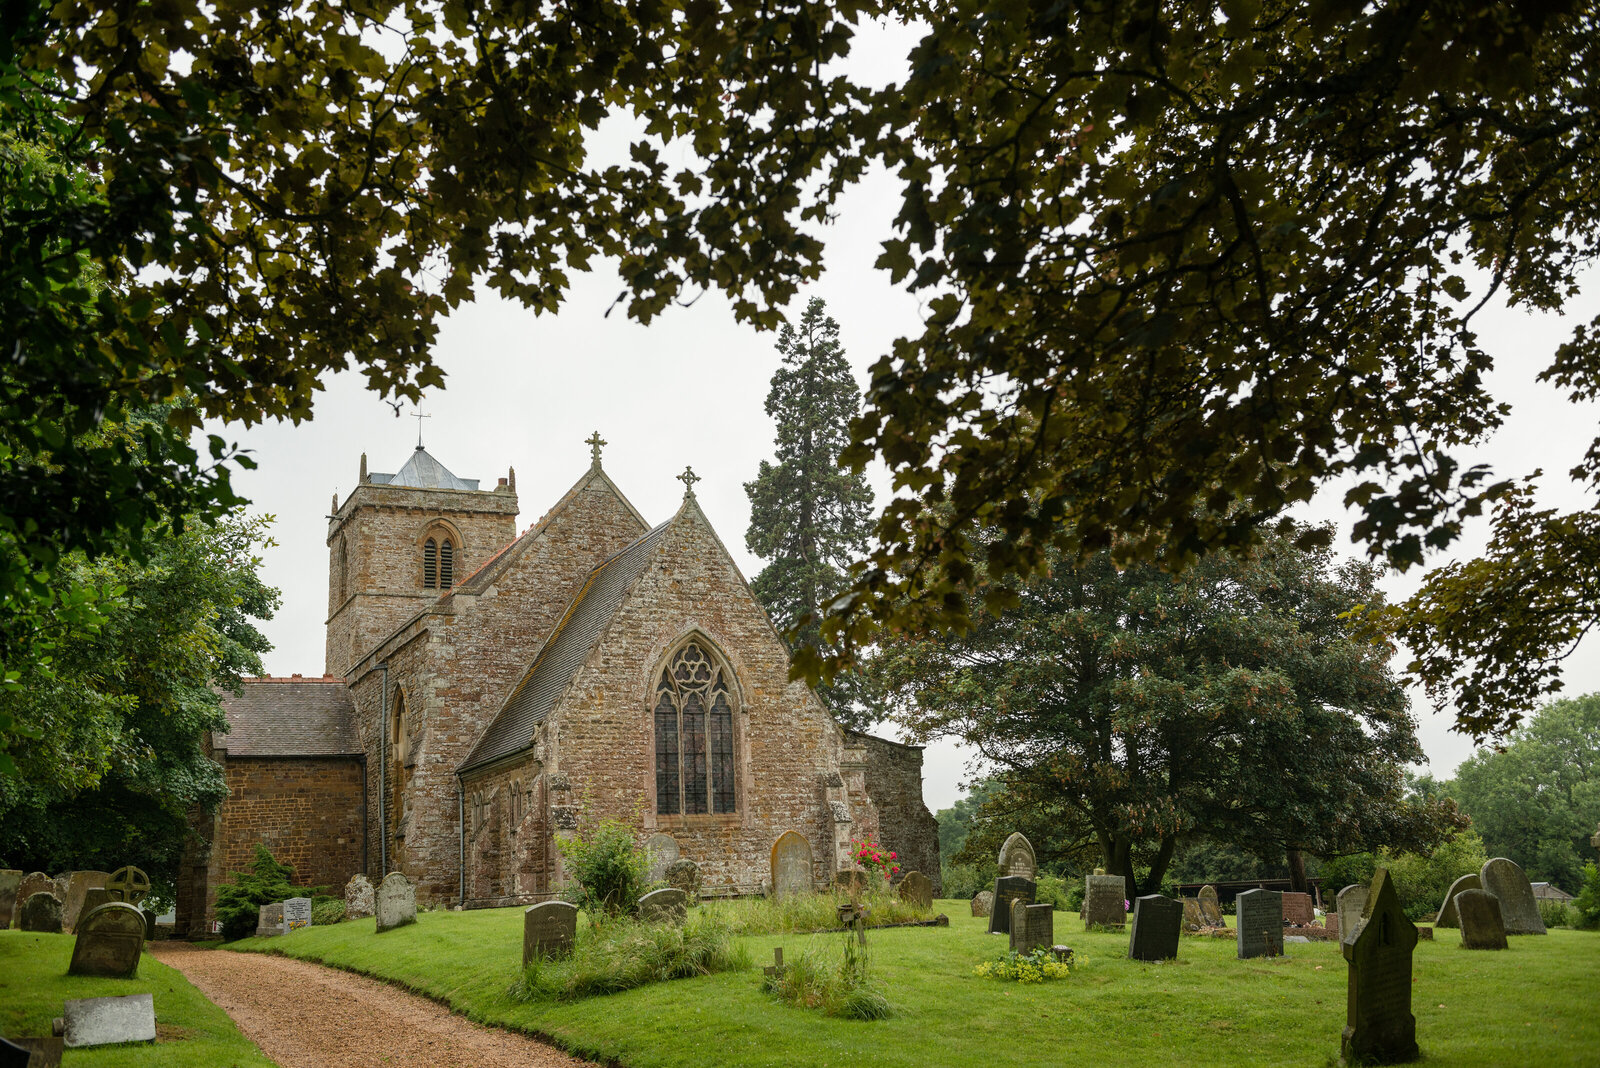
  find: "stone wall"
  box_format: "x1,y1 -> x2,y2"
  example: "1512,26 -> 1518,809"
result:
850,731 -> 941,894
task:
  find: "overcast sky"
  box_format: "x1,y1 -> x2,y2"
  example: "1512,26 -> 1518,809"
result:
208,18 -> 1599,814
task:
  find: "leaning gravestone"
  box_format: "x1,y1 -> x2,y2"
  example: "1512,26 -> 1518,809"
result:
1083,873 -> 1127,929
1455,888 -> 1508,950
256,902 -> 286,938
1235,888 -> 1284,959
1434,873 -> 1481,929
646,833 -> 680,884
638,887 -> 689,925
1341,869 -> 1419,1065
1479,858 -> 1545,935
375,871 -> 417,932
62,993 -> 156,1048
61,871 -> 111,932
997,832 -> 1038,880
665,859 -> 701,898
970,890 -> 994,918
68,902 -> 146,979
1128,895 -> 1183,962
0,869 -> 21,929
770,830 -> 813,902
1337,884 -> 1370,941
283,897 -> 313,931
1197,884 -> 1224,927
1010,901 -> 1054,955
897,871 -> 934,910
523,900 -> 579,966
987,875 -> 1037,935
1181,897 -> 1203,932
344,874 -> 375,920
1282,891 -> 1315,927
19,892 -> 63,933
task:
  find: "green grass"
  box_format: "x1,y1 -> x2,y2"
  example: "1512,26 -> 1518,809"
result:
0,931 -> 274,1067
231,901 -> 1599,1067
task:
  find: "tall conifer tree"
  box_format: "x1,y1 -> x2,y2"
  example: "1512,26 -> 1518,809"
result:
745,298 -> 875,729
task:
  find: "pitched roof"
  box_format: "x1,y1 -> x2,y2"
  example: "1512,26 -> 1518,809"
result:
459,520 -> 673,773
368,447 -> 480,491
215,677 -> 363,758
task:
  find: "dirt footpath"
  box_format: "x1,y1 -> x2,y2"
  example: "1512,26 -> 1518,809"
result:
153,942 -> 596,1068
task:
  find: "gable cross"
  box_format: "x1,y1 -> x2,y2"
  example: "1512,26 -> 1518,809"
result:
411,408 -> 431,449
677,465 -> 701,499
586,430 -> 606,470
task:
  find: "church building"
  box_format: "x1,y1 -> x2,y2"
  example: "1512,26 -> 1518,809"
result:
175,439 -> 938,933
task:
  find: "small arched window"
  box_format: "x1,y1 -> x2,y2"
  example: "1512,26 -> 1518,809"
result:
422,536 -> 456,589
654,641 -> 737,816
336,536 -> 348,603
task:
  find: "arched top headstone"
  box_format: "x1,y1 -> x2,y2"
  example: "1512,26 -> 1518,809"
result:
770,831 -> 813,902
646,833 -> 680,884
375,871 -> 417,932
1479,857 -> 1546,935
997,833 -> 1037,880
344,874 -> 375,920
69,901 -> 146,978
1434,872 -> 1480,928
523,900 -> 578,966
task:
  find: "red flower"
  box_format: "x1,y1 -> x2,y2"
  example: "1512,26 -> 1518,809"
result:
889,852 -> 897,860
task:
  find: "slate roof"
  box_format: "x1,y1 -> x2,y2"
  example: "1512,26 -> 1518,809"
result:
368,447 -> 480,491
459,520 -> 673,773
215,677 -> 363,758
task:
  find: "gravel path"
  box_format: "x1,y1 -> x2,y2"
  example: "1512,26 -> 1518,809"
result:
153,942 -> 597,1068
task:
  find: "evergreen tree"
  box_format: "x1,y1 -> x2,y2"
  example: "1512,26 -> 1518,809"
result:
745,298 -> 875,729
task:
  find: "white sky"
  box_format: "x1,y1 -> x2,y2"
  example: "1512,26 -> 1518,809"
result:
208,18 -> 1599,815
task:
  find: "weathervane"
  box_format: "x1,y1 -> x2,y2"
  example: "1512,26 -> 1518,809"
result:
586,430 -> 606,470
677,466 -> 701,499
411,407 -> 431,450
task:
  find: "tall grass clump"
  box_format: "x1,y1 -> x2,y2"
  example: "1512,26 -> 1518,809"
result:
704,891 -> 932,936
514,909 -> 749,1002
762,935 -> 891,1020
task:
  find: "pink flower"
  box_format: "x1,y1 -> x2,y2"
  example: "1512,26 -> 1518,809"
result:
889,852 -> 897,860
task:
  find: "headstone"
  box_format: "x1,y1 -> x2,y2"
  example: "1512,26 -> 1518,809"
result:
1181,897 -> 1203,931
646,833 -> 680,884
997,832 -> 1038,880
1337,884 -> 1370,941
1454,889 -> 1508,950
255,902 -> 285,938
61,993 -> 156,1048
68,902 -> 146,978
15,874 -> 54,922
970,890 -> 994,917
1197,884 -> 1224,927
770,831 -> 813,901
61,871 -> 111,932
1235,888 -> 1284,959
1415,926 -> 1433,941
1010,901 -> 1054,955
897,871 -> 933,909
1282,891 -> 1314,926
1479,858 -> 1545,935
986,875 -> 1036,935
18,893 -> 63,933
522,900 -> 578,965
832,870 -> 868,896
1326,912 -> 1339,939
78,888 -> 112,920
375,871 -> 417,932
105,865 -> 151,905
763,947 -> 787,980
1128,895 -> 1183,962
0,869 -> 22,929
1083,873 -> 1127,929
1341,869 -> 1419,1065
638,887 -> 689,924
664,859 -> 701,898
283,896 -> 313,931
141,908 -> 157,941
344,874 -> 375,919
0,1036 -> 62,1067
1434,873 -> 1480,929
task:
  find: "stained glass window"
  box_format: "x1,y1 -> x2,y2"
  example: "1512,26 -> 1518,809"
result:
653,642 -> 737,815
654,678 -> 680,815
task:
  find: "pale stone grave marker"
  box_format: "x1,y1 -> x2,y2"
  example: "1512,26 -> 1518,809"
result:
1010,901 -> 1054,955
256,902 -> 285,938
1235,888 -> 1284,959
19,893 -> 62,933
1197,884 -> 1224,927
1337,884 -> 1370,941
770,830 -> 813,902
1181,897 -> 1203,931
344,874 -> 375,919
1455,888 -> 1508,950
62,993 -> 156,1048
987,875 -> 1036,935
522,900 -> 578,966
283,897 -> 313,931
1341,869 -> 1419,1065
376,871 -> 417,932
665,859 -> 701,897
639,887 -> 689,924
646,833 -> 679,884
1434,873 -> 1480,929
1282,891 -> 1315,926
897,871 -> 933,910
997,832 -> 1038,880
970,890 -> 994,918
1128,895 -> 1183,961
0,869 -> 22,929
68,902 -> 146,979
1479,857 -> 1545,935
1083,873 -> 1127,929
61,871 -> 110,932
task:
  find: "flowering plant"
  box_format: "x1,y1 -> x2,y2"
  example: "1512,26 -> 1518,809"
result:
973,947 -> 1074,983
850,838 -> 901,882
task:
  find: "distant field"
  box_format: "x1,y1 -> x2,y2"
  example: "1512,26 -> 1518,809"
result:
232,900 -> 1598,1067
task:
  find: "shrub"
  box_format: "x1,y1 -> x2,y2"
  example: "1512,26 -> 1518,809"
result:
1570,862 -> 1600,930
941,863 -> 989,901
762,934 -> 891,1020
704,891 -> 931,936
556,808 -> 652,917
1036,873 -> 1073,910
849,838 -> 901,885
213,844 -> 318,942
513,910 -> 748,1001
1063,879 -> 1086,913
1537,898 -> 1571,929
973,947 -> 1075,983
311,897 -> 347,926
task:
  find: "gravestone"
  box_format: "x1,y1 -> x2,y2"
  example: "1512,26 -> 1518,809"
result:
1337,884 -> 1370,942
646,833 -> 679,884
1083,873 -> 1127,929
256,902 -> 285,938
1197,884 -> 1224,927
664,859 -> 701,898
61,871 -> 110,932
1282,891 -> 1315,927
283,897 -> 313,931
1010,901 -> 1054,955
1454,889 -> 1508,950
763,947 -> 787,981
375,871 -> 417,932
1235,888 -> 1284,959
19,892 -> 62,933
1128,895 -> 1183,962
1479,858 -> 1545,935
1341,869 -> 1419,1065
897,871 -> 933,910
986,875 -> 1036,935
62,993 -> 156,1048
105,865 -> 150,905
1325,912 -> 1339,939
1434,873 -> 1480,929
997,832 -> 1038,880
15,874 -> 55,918
1181,897 -> 1203,932
832,870 -> 868,896
638,887 -> 689,925
770,831 -> 813,902
68,902 -> 146,979
522,900 -> 578,966
0,869 -> 21,929
78,888 -> 112,920
344,874 -> 375,920
970,890 -> 994,918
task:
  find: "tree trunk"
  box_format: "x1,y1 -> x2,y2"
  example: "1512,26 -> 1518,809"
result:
1286,847 -> 1309,893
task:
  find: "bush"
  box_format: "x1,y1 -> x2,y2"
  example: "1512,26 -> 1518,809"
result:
1036,873 -> 1074,911
555,808 -> 652,918
705,890 -> 931,936
941,863 -> 991,900
213,844 -> 318,942
1537,898 -> 1571,929
513,910 -> 749,1001
1571,862 -> 1600,930
973,947 -> 1075,983
311,897 -> 347,925
1063,879 -> 1085,913
762,934 -> 891,1020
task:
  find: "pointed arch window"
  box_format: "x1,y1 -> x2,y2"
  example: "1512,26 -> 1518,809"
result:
654,641 -> 737,816
422,536 -> 456,589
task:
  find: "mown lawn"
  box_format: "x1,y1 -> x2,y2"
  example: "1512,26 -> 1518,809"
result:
0,930 -> 274,1067
233,900 -> 1598,1067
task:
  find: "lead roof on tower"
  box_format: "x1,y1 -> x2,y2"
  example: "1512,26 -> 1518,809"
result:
367,447 -> 480,491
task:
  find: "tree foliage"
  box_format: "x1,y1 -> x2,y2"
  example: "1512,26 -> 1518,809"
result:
745,297 -> 876,727
214,845 -> 315,942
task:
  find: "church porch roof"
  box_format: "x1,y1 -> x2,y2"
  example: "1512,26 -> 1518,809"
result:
215,676 -> 363,758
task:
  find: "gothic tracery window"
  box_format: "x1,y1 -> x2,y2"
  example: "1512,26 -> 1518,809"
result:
654,641 -> 736,816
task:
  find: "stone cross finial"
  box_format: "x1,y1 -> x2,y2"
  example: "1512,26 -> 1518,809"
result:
677,466 -> 701,499
586,431 -> 606,469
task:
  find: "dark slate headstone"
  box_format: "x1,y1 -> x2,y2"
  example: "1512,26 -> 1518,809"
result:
1337,884 -> 1370,942
664,859 -> 701,898
62,993 -> 156,1048
68,902 -> 145,979
522,900 -> 578,966
19,892 -> 63,934
1083,873 -> 1127,929
970,890 -> 994,918
1010,901 -> 1054,955
1455,889 -> 1508,950
1434,873 -> 1480,929
897,871 -> 933,910
1128,895 -> 1183,962
1197,884 -> 1224,927
638,887 -> 689,925
1282,891 -> 1315,926
1181,897 -> 1203,932
986,875 -> 1036,935
0,869 -> 21,930
770,831 -> 813,901
375,871 -> 417,932
283,897 -> 313,931
1235,888 -> 1284,959
1479,858 -> 1545,935
1341,869 -> 1419,1065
